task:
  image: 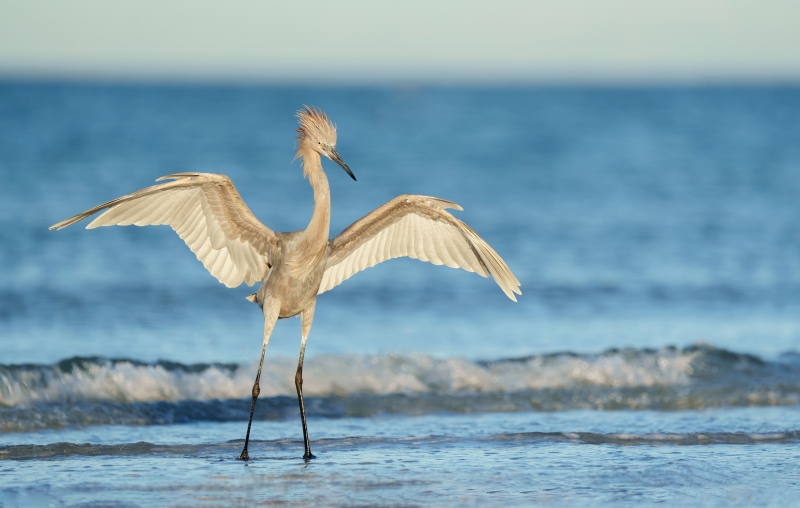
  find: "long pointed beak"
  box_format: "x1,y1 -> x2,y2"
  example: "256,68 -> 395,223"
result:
328,147 -> 356,181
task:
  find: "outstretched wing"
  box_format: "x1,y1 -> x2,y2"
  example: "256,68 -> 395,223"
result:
50,173 -> 279,288
319,194 -> 521,301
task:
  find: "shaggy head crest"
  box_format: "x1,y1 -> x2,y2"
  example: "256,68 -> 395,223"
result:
296,106 -> 337,147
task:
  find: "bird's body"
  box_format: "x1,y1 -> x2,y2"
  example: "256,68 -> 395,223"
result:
260,228 -> 327,319
51,107 -> 521,461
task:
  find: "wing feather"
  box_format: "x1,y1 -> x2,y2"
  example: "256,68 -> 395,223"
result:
434,224 -> 453,267
426,220 -> 441,264
413,216 -> 427,262
320,195 -> 521,301
431,222 -> 456,268
365,229 -> 380,267
180,203 -> 208,247
168,190 -> 201,229
50,173 -> 278,287
388,216 -> 401,258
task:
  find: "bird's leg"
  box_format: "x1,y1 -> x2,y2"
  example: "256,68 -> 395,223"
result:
238,302 -> 279,461
296,304 -> 316,461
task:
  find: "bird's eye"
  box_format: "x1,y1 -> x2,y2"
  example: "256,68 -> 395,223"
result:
318,141 -> 322,146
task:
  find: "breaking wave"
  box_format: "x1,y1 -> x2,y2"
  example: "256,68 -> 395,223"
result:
1,344 -> 799,432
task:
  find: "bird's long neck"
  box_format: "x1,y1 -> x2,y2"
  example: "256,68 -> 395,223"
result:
300,146 -> 331,250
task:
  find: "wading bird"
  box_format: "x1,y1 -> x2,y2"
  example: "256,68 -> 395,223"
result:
50,107 -> 521,461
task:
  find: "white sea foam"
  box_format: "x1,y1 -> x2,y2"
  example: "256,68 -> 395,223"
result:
0,348 -> 700,406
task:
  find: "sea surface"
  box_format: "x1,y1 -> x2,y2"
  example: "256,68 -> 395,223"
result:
1,82 -> 799,506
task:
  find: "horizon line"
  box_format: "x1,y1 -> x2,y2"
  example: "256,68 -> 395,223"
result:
2,71 -> 800,89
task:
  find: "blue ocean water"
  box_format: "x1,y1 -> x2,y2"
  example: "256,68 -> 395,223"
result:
1,82 -> 799,505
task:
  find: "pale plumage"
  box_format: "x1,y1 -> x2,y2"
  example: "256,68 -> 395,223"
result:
50,106 -> 520,461
51,173 -> 279,287
320,195 -> 520,301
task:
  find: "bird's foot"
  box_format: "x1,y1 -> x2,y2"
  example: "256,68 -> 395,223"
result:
303,452 -> 316,462
237,449 -> 250,461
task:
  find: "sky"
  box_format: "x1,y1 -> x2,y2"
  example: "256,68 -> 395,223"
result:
1,0 -> 799,84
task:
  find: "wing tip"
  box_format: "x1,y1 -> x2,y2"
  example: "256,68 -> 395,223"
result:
504,285 -> 522,302
49,215 -> 85,231
155,172 -> 201,182
426,197 -> 463,211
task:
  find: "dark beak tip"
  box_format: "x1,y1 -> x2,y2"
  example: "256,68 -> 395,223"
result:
329,147 -> 356,181
340,163 -> 356,181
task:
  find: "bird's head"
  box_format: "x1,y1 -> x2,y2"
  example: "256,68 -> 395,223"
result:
296,106 -> 356,181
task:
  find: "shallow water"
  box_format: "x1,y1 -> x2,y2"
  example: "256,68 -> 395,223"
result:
2,410 -> 800,506
1,82 -> 799,506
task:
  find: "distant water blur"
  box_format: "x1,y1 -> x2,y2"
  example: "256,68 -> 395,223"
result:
1,83 -> 798,364
1,83 -> 799,506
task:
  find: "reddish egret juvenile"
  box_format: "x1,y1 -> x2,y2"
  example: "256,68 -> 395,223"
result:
50,106 -> 521,460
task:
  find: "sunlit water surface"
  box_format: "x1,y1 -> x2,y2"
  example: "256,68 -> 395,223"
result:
1,83 -> 799,506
